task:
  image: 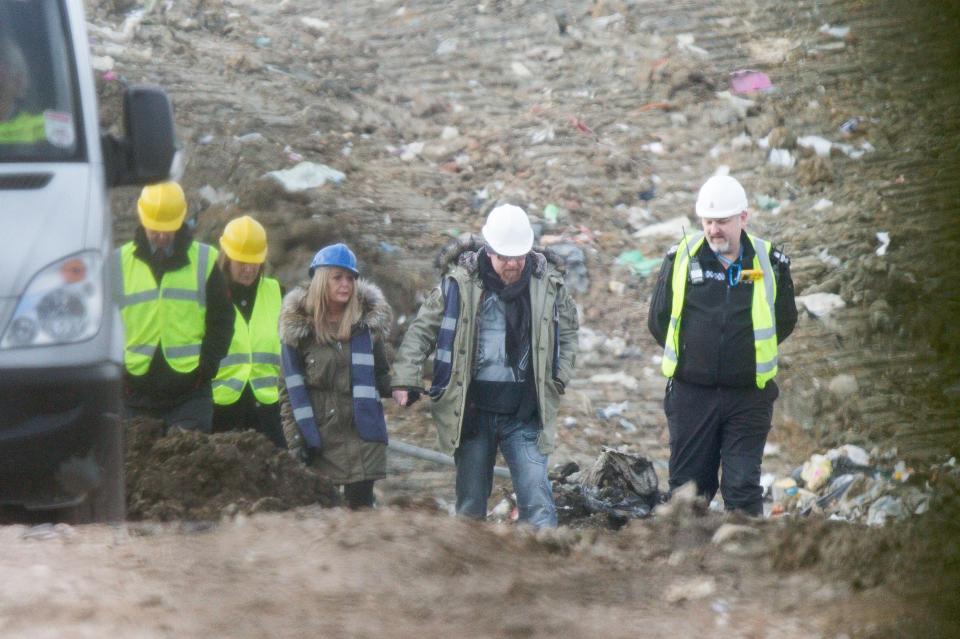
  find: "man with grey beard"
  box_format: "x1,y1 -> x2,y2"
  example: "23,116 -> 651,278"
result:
647,175 -> 797,516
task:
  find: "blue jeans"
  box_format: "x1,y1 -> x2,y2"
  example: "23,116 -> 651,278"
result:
454,411 -> 557,529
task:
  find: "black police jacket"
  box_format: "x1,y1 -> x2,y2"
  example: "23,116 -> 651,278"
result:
647,231 -> 797,388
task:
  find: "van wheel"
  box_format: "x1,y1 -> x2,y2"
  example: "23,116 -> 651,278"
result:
63,415 -> 125,524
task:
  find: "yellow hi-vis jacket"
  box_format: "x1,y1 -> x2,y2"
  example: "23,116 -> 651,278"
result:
212,276 -> 282,406
0,112 -> 46,144
117,241 -> 217,376
662,232 -> 778,389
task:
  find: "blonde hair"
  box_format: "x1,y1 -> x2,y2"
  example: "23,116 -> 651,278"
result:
305,267 -> 361,344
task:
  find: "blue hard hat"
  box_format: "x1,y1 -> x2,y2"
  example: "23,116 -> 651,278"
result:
309,243 -> 359,277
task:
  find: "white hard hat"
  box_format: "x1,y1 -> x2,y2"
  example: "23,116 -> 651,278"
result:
482,204 -> 534,257
695,175 -> 749,219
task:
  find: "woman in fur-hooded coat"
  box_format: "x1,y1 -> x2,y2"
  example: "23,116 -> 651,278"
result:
278,255 -> 393,509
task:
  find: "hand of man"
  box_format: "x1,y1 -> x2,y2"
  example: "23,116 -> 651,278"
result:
392,389 -> 409,407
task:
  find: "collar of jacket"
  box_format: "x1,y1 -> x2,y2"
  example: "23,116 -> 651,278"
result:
132,225 -> 195,270
278,279 -> 393,346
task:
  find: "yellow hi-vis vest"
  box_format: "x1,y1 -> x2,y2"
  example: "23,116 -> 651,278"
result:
117,240 -> 217,376
661,232 -> 778,389
0,112 -> 46,144
212,276 -> 282,406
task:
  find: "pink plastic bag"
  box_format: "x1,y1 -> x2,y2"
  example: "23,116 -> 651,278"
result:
729,70 -> 773,94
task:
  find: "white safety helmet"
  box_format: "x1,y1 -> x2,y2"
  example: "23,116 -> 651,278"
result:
482,204 -> 534,257
695,175 -> 749,219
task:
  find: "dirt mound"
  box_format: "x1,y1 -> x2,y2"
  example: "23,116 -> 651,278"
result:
124,417 -> 339,521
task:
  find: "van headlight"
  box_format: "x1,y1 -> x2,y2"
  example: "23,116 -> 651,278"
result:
1,252 -> 104,349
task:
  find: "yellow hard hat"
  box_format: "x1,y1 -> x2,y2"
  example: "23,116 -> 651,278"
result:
220,215 -> 268,264
137,181 -> 187,231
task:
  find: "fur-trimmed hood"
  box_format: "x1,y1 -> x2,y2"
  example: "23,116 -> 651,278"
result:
433,233 -> 566,278
279,279 -> 393,346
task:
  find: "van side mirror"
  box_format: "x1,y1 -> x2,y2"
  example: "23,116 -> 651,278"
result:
102,85 -> 177,187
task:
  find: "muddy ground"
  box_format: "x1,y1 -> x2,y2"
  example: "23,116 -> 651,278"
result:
3,0 -> 960,636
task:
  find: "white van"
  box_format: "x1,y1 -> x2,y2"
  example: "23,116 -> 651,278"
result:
0,0 -> 175,522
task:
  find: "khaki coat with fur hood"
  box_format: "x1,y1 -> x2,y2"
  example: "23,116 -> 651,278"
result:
278,279 -> 393,485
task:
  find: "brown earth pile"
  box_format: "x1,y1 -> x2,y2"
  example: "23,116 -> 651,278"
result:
124,418 -> 339,520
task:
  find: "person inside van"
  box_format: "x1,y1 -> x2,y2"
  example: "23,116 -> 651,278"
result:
116,181 -> 235,434
0,36 -> 44,143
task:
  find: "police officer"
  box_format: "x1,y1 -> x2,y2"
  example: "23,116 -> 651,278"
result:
116,181 -> 235,433
647,175 -> 797,515
212,216 -> 285,448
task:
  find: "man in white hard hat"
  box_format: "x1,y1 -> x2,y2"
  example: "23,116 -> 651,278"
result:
391,204 -> 579,529
647,175 -> 797,515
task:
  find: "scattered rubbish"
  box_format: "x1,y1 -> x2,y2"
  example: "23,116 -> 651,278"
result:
441,126 -> 459,140
198,184 -> 235,206
254,36 -> 272,48
582,448 -> 660,519
300,17 -> 331,34
21,523 -> 75,541
769,148 -> 795,168
633,216 -> 691,238
729,70 -> 772,94
801,454 -> 833,491
772,477 -> 799,502
665,577 -> 716,603
608,280 -> 627,296
568,116 -> 594,135
867,495 -> 904,526
543,203 -> 561,224
812,198 -> 833,211
590,372 -> 639,390
379,241 -> 400,254
641,141 -> 665,155
817,248 -> 842,268
677,34 -> 710,59
839,117 -> 862,135
399,141 -> 425,161
818,23 -> 851,39
615,250 -> 661,277
756,194 -> 780,211
530,126 -> 555,144
876,231 -> 890,256
828,374 -> 859,400
266,162 -> 345,192
797,293 -> 846,318
798,135 -> 833,158
511,61 -> 532,77
596,401 -> 629,420
546,241 -> 589,293
716,91 -> 756,119
435,38 -> 458,56
618,418 -> 638,434
235,132 -> 265,144
711,523 -> 759,545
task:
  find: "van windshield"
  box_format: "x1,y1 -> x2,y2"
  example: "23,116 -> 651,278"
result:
0,0 -> 81,162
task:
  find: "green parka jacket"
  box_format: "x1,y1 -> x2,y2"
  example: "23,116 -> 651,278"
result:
278,280 -> 393,484
391,237 -> 579,456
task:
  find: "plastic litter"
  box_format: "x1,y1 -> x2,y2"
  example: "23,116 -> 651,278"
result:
801,454 -> 833,491
266,162 -> 345,192
547,242 -> 589,293
797,293 -> 846,318
729,70 -> 772,94
590,372 -> 639,391
633,216 -> 691,239
677,34 -> 710,59
615,250 -> 661,277
596,401 -> 629,420
818,23 -> 851,39
756,194 -> 780,211
867,495 -> 904,526
768,148 -> 795,168
543,203 -> 561,224
876,231 -> 890,256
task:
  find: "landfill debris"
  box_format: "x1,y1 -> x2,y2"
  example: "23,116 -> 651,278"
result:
676,34 -> 710,59
198,184 -> 235,206
768,148 -> 795,168
801,454 -> 833,491
21,523 -> 76,541
711,524 -> 759,545
300,17 -> 331,34
614,250 -> 661,277
797,293 -> 846,318
266,162 -> 345,192
589,372 -> 639,390
596,401 -> 629,419
818,23 -> 851,39
729,70 -> 773,94
633,216 -> 691,238
608,280 -> 627,296
665,577 -> 716,603
547,241 -> 589,293
755,194 -> 780,212
556,448 -> 661,527
876,231 -> 890,256
812,198 -> 833,211
827,374 -> 859,400
543,203 -> 561,224
839,117 -> 862,135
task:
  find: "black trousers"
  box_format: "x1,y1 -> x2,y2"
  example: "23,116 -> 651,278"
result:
342,480 -> 376,510
664,378 -> 778,515
212,385 -> 286,449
